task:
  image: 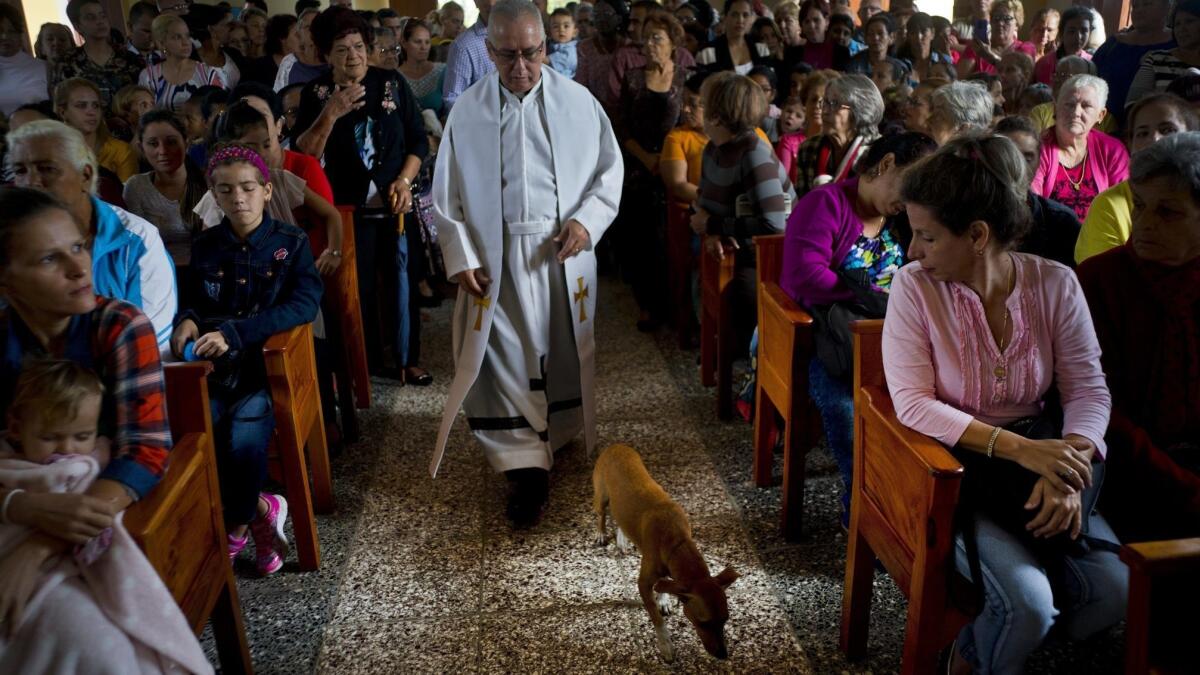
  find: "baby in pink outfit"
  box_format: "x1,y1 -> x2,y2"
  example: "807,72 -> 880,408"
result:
4,359 -> 112,563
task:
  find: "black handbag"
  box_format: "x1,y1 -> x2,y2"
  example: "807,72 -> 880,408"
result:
811,268 -> 889,380
950,394 -> 1120,611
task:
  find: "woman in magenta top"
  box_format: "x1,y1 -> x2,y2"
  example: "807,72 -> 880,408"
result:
884,134 -> 1127,675
1031,74 -> 1130,222
957,0 -> 1037,77
780,132 -> 936,525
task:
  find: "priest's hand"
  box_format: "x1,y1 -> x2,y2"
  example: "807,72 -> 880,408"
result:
454,268 -> 492,298
554,219 -> 591,263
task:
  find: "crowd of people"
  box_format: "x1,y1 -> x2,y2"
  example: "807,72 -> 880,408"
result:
0,0 -> 1196,672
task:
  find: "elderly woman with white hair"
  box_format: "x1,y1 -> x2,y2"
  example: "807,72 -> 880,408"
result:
1032,73 -> 1130,222
4,120 -> 178,353
792,73 -> 884,196
925,80 -> 995,145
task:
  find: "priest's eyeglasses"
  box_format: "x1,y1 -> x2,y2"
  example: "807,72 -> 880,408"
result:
490,41 -> 546,65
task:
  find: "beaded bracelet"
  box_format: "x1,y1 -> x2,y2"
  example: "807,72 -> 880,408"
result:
986,426 -> 1002,459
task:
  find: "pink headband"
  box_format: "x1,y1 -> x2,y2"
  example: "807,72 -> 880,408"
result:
206,145 -> 270,183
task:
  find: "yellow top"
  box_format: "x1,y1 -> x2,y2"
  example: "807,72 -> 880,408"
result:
1076,180 -> 1133,264
1030,102 -> 1118,135
97,136 -> 138,183
659,127 -> 772,190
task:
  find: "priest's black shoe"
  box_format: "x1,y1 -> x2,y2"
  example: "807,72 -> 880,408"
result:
504,468 -> 549,528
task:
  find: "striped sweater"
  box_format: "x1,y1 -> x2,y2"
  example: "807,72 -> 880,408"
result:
697,130 -> 795,264
1127,49 -> 1198,110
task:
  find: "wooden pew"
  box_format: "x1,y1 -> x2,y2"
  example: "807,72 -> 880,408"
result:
752,234 -> 819,541
699,238 -> 736,420
1121,538 -> 1200,674
840,320 -> 976,675
126,362 -> 253,674
329,206 -> 372,441
264,322 -> 332,571
665,203 -> 695,348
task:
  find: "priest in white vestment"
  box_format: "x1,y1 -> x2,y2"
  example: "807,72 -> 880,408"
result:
431,0 -> 623,525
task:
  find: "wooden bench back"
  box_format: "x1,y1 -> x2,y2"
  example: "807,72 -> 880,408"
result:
332,206 -> 371,408
850,320 -> 964,593
128,363 -> 226,630
755,233 -> 784,290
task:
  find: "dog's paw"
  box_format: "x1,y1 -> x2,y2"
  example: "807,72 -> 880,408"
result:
655,625 -> 675,662
656,592 -> 673,616
593,532 -> 608,547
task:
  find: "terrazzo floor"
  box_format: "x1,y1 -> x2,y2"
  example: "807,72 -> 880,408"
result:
210,280 -> 1127,674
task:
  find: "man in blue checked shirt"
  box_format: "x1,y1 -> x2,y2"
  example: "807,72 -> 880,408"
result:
442,0 -> 498,109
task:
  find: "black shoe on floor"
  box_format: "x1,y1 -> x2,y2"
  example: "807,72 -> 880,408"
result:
504,468 -> 549,528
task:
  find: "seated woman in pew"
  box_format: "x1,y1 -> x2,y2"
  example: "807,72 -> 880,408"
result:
779,131 -> 937,527
884,134 -> 1127,675
1078,132 -> 1200,543
690,71 -> 795,356
171,146 -> 323,577
6,120 -> 179,354
1075,93 -> 1199,264
0,187 -> 208,673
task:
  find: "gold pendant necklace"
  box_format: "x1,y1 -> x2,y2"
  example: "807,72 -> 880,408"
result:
1060,149 -> 1088,191
994,308 -> 1011,380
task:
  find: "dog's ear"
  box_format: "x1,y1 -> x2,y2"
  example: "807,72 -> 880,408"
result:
654,579 -> 691,598
714,566 -> 740,589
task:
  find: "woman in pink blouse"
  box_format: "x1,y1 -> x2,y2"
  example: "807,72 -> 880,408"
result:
1031,74 -> 1130,222
884,134 -> 1127,675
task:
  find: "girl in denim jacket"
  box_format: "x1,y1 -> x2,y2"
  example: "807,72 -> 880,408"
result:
171,145 -> 323,576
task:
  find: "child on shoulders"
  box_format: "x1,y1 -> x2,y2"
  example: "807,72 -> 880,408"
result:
547,8 -> 579,79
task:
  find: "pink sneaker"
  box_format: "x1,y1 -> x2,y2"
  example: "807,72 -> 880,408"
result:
228,531 -> 248,564
250,493 -> 290,576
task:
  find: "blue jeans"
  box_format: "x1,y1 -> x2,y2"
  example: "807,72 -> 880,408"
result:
954,513 -> 1128,674
210,387 -> 275,528
808,358 -> 854,514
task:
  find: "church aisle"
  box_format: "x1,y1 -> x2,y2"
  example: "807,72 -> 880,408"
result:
210,282 -> 1125,674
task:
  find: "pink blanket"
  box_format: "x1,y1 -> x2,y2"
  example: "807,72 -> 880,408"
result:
0,454 -> 213,675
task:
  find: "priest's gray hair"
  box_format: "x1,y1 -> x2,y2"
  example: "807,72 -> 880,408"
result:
825,74 -> 884,139
1130,131 -> 1200,203
487,0 -> 546,45
5,120 -> 98,193
930,81 -> 994,135
1058,74 -> 1109,110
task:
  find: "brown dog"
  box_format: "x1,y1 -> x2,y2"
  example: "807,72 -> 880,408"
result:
592,444 -> 739,661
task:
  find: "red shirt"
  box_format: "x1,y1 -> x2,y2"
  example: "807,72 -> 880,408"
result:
283,149 -> 334,202
283,149 -> 336,254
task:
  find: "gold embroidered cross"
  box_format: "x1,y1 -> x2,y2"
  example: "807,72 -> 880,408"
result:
573,277 -> 589,323
473,295 -> 491,331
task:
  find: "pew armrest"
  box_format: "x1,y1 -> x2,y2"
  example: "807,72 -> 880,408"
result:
859,384 -> 964,478
761,283 -> 814,328
125,431 -> 205,538
1121,538 -> 1200,576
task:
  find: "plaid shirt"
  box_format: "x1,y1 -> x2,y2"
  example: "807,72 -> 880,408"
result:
50,45 -> 145,109
442,21 -> 494,110
0,297 -> 171,499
